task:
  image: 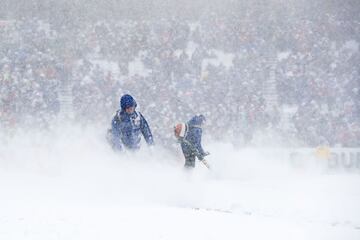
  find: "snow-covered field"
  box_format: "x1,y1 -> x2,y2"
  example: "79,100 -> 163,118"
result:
1,125 -> 359,240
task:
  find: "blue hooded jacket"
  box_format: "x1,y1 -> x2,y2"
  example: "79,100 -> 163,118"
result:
181,115 -> 206,157
109,94 -> 154,150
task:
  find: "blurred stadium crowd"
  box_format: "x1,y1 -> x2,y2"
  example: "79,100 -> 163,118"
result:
0,2 -> 359,147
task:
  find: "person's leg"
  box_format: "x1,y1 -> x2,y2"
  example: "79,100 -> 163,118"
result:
184,154 -> 196,168
181,143 -> 195,168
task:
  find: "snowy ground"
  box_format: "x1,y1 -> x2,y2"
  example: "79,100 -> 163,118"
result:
1,125 -> 360,240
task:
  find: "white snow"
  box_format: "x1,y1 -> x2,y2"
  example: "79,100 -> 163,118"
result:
186,41 -> 199,58
202,50 -> 234,71
277,51 -> 292,61
90,59 -> 120,75
343,40 -> 359,53
0,125 -> 359,240
128,53 -> 151,77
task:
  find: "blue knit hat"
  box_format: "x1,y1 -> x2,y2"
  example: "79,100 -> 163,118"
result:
188,114 -> 206,126
120,94 -> 137,111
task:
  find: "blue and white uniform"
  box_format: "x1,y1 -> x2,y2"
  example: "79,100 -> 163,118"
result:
109,94 -> 154,151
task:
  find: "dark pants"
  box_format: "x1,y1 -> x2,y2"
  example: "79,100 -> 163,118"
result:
184,153 -> 196,168
181,142 -> 196,168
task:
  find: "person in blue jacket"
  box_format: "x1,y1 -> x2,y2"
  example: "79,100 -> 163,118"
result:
178,115 -> 209,168
108,94 -> 154,151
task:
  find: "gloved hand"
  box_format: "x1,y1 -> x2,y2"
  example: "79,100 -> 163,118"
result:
196,152 -> 204,161
198,152 -> 209,161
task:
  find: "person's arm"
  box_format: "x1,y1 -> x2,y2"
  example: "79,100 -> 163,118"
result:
193,127 -> 206,156
110,115 -> 123,151
139,113 -> 154,145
